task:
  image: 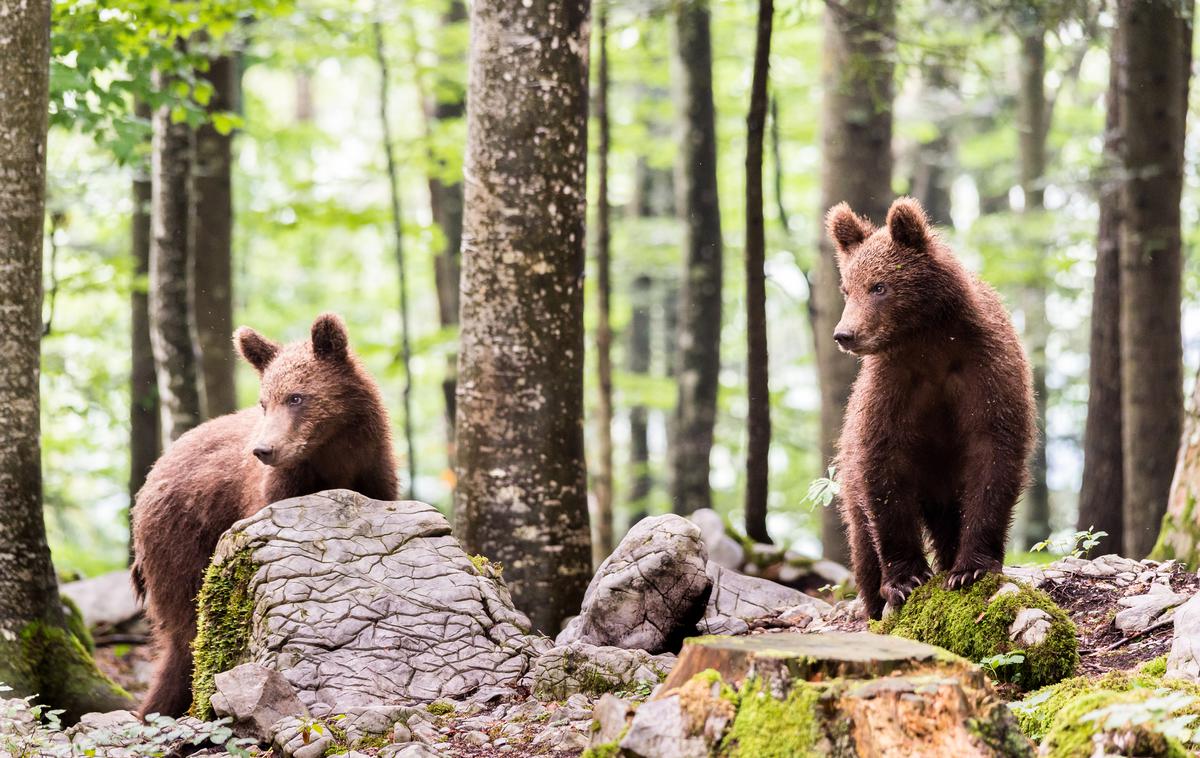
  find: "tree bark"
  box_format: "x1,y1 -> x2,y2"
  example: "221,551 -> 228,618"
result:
1119,0 -> 1191,558
130,101 -> 161,538
0,0 -> 131,719
428,0 -> 466,468
812,0 -> 895,564
191,54 -> 237,419
592,1 -> 615,566
744,0 -> 773,544
151,51 -> 204,444
669,0 -> 723,516
628,275 -> 654,509
1078,24 -> 1124,554
1017,25 -> 1051,549
372,16 -> 418,500
909,65 -> 954,228
453,0 -> 592,633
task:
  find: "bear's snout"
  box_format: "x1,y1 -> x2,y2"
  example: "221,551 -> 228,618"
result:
252,443 -> 277,465
833,329 -> 857,350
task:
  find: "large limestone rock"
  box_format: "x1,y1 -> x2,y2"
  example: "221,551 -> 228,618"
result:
60,569 -> 143,630
698,563 -> 831,635
557,514 -> 711,653
611,632 -> 1031,758
192,490 -> 550,715
1167,592 -> 1200,680
531,642 -> 675,700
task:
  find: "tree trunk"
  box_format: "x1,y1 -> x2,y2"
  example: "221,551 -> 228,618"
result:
592,1 -> 615,566
191,54 -> 237,419
151,52 -> 204,444
1017,25 -> 1051,549
372,16 -> 418,500
428,0 -> 466,469
628,275 -> 654,509
0,0 -> 131,719
130,101 -> 161,551
669,0 -> 723,516
813,0 -> 895,564
909,65 -> 954,228
1078,24 -> 1124,555
453,0 -> 592,633
1119,0 -> 1191,558
744,0 -> 773,544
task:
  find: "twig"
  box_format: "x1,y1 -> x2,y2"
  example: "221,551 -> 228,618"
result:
93,633 -> 150,647
1098,617 -> 1175,653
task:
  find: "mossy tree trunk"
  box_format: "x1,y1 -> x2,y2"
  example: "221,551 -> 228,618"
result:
453,0 -> 593,633
812,0 -> 895,564
1120,0 -> 1191,558
668,0 -> 723,516
0,0 -> 132,720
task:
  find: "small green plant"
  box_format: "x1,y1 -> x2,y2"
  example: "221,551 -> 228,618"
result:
803,467 -> 840,509
979,651 -> 1026,684
1031,526 -> 1108,559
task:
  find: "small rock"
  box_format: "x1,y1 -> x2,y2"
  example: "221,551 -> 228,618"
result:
532,642 -> 675,699
381,745 -> 444,758
411,721 -> 441,744
391,722 -> 413,743
1009,608 -> 1053,647
74,710 -> 140,731
271,716 -> 332,758
590,694 -> 632,747
1168,593 -> 1200,681
989,582 -> 1022,601
1114,583 -> 1189,633
813,559 -> 852,586
210,663 -> 308,741
620,695 -> 709,758
698,562 -> 830,634
462,730 -> 489,746
506,698 -> 549,722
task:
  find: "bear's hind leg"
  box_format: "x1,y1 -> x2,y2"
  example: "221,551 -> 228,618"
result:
140,630 -> 195,718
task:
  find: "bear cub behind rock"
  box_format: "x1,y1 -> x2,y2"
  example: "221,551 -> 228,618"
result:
132,313 -> 397,717
827,197 -> 1035,620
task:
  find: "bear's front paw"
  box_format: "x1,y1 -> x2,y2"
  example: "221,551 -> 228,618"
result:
880,563 -> 933,608
945,560 -> 1002,591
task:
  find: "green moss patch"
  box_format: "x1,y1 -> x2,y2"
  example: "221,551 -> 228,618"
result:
720,676 -> 823,758
190,546 -> 259,718
60,594 -> 93,653
872,573 -> 1077,690
1038,688 -> 1191,758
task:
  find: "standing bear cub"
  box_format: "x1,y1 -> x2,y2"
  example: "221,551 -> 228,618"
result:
132,313 -> 397,717
827,198 -> 1035,620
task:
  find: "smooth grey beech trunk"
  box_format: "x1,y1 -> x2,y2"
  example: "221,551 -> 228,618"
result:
812,0 -> 895,565
453,0 -> 592,633
151,58 -> 204,444
669,0 -> 723,516
0,0 -> 131,719
1118,0 -> 1192,558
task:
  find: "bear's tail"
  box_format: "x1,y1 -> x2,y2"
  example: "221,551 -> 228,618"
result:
131,560 -> 146,604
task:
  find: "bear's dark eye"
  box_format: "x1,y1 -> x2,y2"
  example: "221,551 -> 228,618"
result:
287,394 -> 304,406
869,283 -> 886,295
259,400 -> 266,411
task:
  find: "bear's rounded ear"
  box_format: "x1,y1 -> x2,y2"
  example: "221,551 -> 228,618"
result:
886,197 -> 930,249
826,202 -> 871,262
234,327 -> 280,374
311,312 -> 349,362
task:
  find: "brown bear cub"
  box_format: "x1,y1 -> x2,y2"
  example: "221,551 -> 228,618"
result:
827,197 -> 1035,620
132,313 -> 397,717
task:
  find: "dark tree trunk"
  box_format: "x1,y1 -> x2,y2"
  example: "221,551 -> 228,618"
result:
372,16 -> 418,500
130,102 -> 161,547
909,65 -> 954,228
1017,25 -> 1051,549
669,0 -> 723,516
744,0 -> 773,544
429,0 -> 466,471
151,51 -> 204,444
453,0 -> 592,633
812,0 -> 895,564
0,0 -> 131,719
1078,24 -> 1124,555
628,275 -> 654,508
592,1 -> 615,565
192,54 -> 238,419
1120,0 -> 1191,558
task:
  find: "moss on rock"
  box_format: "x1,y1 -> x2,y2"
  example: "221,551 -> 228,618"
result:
60,594 -> 93,653
872,573 -> 1077,690
1038,688 -> 1191,758
190,545 -> 260,718
1012,668 -> 1200,743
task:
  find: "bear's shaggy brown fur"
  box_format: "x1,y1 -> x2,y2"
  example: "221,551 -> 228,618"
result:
131,313 -> 396,716
827,197 -> 1035,620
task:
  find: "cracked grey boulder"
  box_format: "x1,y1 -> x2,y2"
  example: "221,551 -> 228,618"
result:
196,490 -> 551,713
556,514 -> 711,653
531,642 -> 675,699
698,562 -> 831,634
210,663 -> 307,741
